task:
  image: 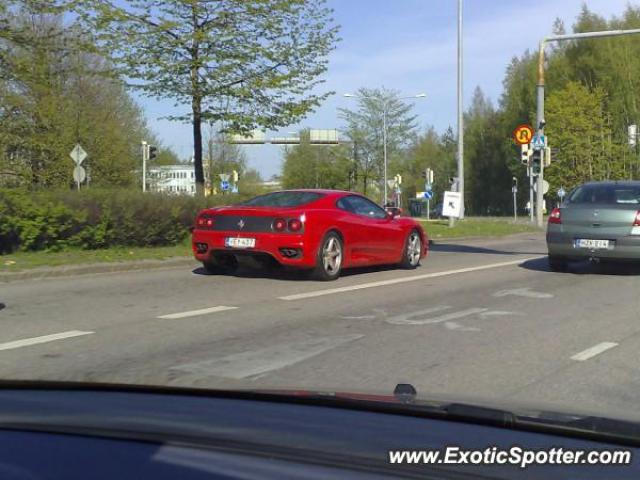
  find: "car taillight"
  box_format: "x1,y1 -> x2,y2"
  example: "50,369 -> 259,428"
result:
548,208 -> 561,224
273,218 -> 287,232
196,215 -> 214,229
633,210 -> 640,226
288,219 -> 302,232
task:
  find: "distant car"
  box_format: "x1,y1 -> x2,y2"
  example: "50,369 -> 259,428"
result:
546,181 -> 640,271
192,189 -> 428,280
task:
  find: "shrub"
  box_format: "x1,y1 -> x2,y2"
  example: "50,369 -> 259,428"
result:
0,188 -> 253,253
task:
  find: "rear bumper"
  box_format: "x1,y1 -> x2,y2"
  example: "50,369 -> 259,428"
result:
546,230 -> 640,260
192,229 -> 316,267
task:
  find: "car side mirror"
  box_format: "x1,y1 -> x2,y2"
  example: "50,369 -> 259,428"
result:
385,207 -> 402,219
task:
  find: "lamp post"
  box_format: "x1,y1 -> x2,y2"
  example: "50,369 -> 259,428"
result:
344,92 -> 426,205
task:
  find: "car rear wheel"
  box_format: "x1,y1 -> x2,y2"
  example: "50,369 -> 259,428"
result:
202,254 -> 239,275
548,255 -> 568,272
400,229 -> 422,269
313,232 -> 343,281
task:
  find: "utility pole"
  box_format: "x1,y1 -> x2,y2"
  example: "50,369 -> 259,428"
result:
457,0 -> 464,220
535,27 -> 640,227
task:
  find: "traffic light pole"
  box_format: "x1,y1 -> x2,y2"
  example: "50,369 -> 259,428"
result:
535,65 -> 544,227
535,28 -> 640,227
529,169 -> 534,222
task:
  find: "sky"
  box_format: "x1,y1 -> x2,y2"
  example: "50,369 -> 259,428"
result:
136,0 -> 635,179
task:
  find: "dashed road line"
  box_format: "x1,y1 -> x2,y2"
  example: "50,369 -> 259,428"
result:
0,330 -> 94,352
157,305 -> 238,319
570,342 -> 618,361
278,257 -> 542,301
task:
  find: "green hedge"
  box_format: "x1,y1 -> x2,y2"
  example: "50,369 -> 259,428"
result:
0,188 -> 251,253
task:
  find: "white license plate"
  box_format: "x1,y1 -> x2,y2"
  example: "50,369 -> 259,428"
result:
225,237 -> 256,248
574,239 -> 610,250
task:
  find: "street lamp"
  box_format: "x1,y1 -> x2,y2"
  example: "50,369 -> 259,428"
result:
344,92 -> 426,205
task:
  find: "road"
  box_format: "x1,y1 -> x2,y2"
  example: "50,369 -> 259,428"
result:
2,232 -> 640,420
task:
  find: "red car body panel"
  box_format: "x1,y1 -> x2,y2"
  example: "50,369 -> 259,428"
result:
191,189 -> 428,269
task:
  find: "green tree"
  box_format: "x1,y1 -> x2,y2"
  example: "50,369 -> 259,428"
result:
402,127 -> 455,209
79,0 -> 339,195
204,124 -> 248,188
545,81 -> 615,192
0,4 -> 152,188
339,87 -> 418,201
281,130 -> 351,190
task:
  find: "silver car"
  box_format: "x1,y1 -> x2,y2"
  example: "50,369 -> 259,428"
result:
546,181 -> 640,271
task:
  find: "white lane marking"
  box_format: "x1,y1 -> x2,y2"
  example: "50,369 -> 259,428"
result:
479,310 -> 519,319
570,342 -> 618,361
157,306 -> 238,319
445,321 -> 481,332
171,334 -> 363,380
279,257 -> 542,301
493,288 -> 553,299
0,331 -> 94,352
385,306 -> 452,325
388,307 -> 488,326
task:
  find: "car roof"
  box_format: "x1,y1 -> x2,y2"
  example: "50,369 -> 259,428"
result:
580,181 -> 640,187
275,189 -> 355,197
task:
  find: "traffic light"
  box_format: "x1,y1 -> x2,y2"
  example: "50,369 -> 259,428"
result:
232,170 -> 239,182
531,149 -> 542,175
543,147 -> 551,167
148,145 -> 158,161
421,168 -> 434,184
520,144 -> 532,165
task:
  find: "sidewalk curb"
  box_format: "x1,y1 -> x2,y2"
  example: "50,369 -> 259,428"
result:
1,257 -> 197,283
429,231 -> 543,244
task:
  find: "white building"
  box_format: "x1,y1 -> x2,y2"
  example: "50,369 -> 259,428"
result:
147,164 -> 209,196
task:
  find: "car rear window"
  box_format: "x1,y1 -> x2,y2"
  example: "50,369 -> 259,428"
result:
239,191 -> 325,207
567,185 -> 640,205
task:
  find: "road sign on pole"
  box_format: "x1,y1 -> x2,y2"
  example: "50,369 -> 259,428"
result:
533,179 -> 550,194
513,124 -> 534,145
442,191 -> 462,218
69,144 -> 87,165
531,134 -> 546,150
557,186 -> 566,201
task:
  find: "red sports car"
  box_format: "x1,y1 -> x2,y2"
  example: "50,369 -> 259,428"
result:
191,189 -> 428,280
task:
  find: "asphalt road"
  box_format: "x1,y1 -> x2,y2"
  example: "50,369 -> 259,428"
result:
2,232 -> 640,421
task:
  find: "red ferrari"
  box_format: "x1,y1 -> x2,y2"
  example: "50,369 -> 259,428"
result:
191,189 -> 428,280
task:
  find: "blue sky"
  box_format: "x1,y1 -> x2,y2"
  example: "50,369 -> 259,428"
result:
137,0 -> 635,178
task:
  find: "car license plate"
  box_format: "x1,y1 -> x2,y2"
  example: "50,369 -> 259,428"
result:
574,239 -> 610,250
225,237 -> 256,249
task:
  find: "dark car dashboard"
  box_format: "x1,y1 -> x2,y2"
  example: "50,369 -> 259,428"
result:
0,383 -> 637,479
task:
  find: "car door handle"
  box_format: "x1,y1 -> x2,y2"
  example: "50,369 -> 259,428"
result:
592,223 -> 601,227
